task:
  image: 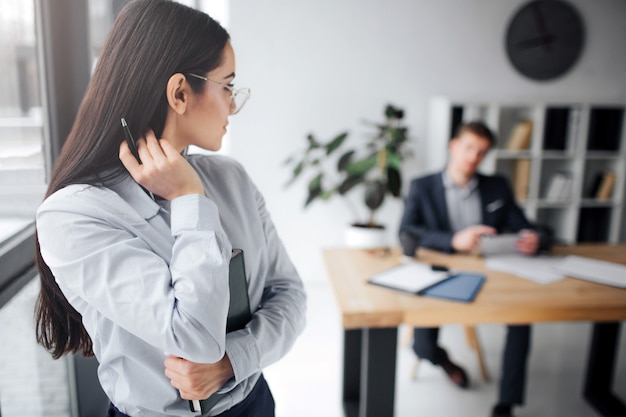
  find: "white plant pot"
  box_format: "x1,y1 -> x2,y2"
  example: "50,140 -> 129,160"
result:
345,224 -> 388,249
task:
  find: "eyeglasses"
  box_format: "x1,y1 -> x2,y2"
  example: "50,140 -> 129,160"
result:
187,73 -> 251,115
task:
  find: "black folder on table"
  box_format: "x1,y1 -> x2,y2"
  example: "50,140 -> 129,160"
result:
421,272 -> 485,303
189,249 -> 251,414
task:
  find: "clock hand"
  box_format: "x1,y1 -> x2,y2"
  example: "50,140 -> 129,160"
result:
514,34 -> 556,51
531,2 -> 552,52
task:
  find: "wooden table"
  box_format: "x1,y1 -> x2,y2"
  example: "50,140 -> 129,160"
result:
323,245 -> 626,417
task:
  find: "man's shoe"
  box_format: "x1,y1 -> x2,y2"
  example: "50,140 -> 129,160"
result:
490,404 -> 513,417
440,358 -> 469,388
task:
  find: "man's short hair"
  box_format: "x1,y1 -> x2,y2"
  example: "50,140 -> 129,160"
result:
453,121 -> 497,147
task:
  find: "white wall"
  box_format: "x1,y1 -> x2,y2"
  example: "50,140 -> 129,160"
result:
226,0 -> 626,283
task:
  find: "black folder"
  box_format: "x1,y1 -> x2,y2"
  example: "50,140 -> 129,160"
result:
189,249 -> 251,414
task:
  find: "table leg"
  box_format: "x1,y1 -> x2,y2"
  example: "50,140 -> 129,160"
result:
583,322 -> 626,417
343,327 -> 398,417
343,329 -> 362,417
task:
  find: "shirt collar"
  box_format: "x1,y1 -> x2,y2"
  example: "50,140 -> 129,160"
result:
108,173 -> 161,220
442,171 -> 478,193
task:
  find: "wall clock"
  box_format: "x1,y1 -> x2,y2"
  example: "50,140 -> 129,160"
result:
505,0 -> 585,81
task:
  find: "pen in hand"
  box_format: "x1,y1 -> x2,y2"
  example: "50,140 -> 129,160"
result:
121,118 -> 142,164
121,117 -> 155,201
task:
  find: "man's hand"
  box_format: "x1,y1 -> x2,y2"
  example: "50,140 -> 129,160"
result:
516,229 -> 539,255
164,354 -> 234,400
120,129 -> 204,200
452,225 -> 496,252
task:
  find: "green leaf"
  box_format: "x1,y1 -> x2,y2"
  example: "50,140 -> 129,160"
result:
337,150 -> 355,171
387,166 -> 401,197
307,134 -> 320,150
385,104 -> 404,120
308,173 -> 322,191
304,187 -> 321,207
364,180 -> 386,211
293,160 -> 304,177
345,155 -> 377,176
338,174 -> 364,195
320,189 -> 334,200
385,105 -> 395,119
386,151 -> 402,171
326,132 -> 348,155
284,161 -> 305,188
389,127 -> 408,147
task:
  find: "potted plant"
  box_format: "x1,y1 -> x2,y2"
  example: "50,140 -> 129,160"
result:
283,104 -> 412,248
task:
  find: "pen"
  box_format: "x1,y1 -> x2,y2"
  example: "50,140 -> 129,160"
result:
191,400 -> 201,412
120,118 -> 155,201
121,118 -> 141,163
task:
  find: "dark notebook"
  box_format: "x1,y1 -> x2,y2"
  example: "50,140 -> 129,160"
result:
420,272 -> 485,303
189,249 -> 251,414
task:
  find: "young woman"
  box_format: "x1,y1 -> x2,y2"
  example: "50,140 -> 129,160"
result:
34,1 -> 306,416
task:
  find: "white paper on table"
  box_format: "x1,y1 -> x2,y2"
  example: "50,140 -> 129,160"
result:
369,261 -> 449,293
484,254 -> 566,284
555,255 -> 626,288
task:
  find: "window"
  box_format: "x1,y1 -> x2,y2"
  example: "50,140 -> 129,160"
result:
0,0 -> 47,203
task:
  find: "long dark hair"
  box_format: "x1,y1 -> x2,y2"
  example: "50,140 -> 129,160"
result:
35,0 -> 230,359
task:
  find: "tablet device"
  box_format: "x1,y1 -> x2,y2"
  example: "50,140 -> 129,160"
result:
478,233 -> 519,256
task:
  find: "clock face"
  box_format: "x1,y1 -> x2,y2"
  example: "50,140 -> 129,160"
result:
505,0 -> 585,81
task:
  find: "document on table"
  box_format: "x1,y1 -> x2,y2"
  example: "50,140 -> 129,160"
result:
555,255 -> 626,288
368,261 -> 449,294
484,254 -> 566,284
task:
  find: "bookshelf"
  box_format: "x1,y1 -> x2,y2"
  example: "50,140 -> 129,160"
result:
428,97 -> 626,244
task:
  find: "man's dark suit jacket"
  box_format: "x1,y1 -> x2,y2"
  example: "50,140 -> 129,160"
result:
399,172 -> 533,253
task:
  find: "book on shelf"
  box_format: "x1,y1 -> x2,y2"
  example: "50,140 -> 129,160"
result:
543,108 -> 569,150
513,159 -> 531,200
189,249 -> 251,415
506,120 -> 533,150
542,107 -> 580,151
587,172 -> 604,198
587,108 -> 622,151
588,170 -> 616,200
544,172 -> 572,201
577,207 -> 611,242
595,171 -> 616,200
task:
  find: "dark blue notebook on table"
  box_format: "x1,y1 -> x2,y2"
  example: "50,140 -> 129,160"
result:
189,249 -> 251,414
420,272 -> 485,303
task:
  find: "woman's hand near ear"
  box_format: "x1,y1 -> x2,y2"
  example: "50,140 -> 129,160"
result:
120,130 -> 204,200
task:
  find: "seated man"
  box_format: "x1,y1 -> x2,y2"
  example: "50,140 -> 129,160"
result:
398,121 -> 540,417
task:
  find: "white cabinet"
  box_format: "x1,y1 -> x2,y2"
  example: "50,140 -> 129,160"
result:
429,97 -> 626,244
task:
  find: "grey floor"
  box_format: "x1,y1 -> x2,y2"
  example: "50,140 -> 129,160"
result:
264,279 -> 626,417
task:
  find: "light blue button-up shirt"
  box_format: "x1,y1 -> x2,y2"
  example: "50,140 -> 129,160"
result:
37,155 -> 307,416
442,171 -> 481,232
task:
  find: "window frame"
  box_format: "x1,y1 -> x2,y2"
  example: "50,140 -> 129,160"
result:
0,0 -> 91,307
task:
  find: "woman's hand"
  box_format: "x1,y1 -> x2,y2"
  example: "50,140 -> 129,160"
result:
120,130 -> 204,200
164,354 -> 235,400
